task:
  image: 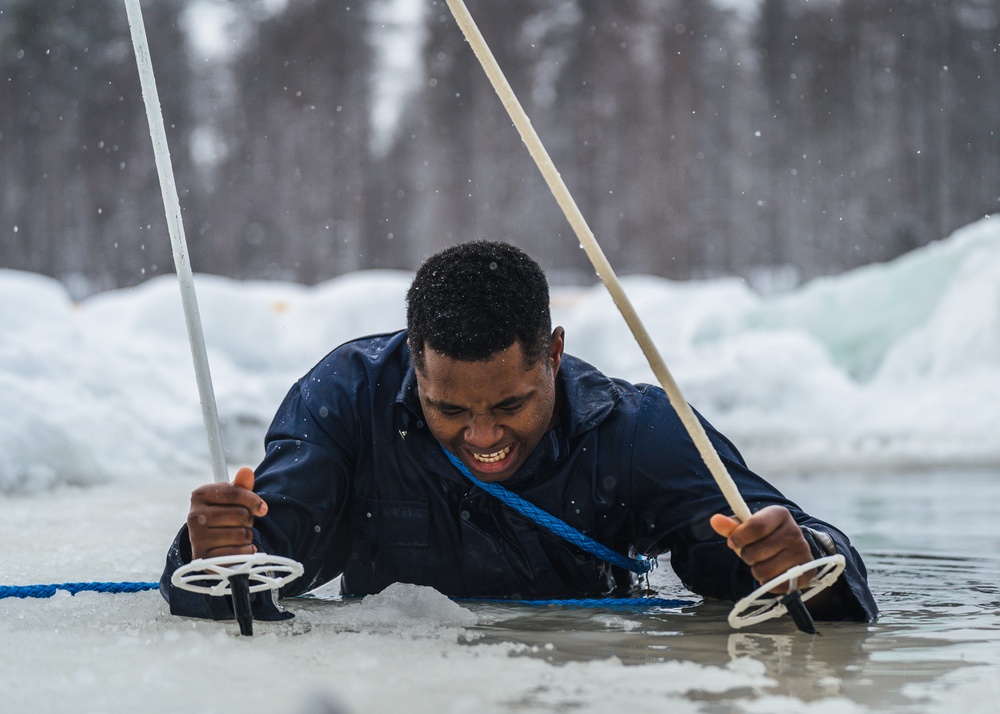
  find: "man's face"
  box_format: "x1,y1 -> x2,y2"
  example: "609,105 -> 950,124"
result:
415,328 -> 564,482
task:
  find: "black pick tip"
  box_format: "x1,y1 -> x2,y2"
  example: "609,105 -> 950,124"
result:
229,573 -> 254,637
781,590 -> 818,634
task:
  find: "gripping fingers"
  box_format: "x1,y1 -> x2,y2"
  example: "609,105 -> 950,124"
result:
201,530 -> 258,559
711,507 -> 816,589
187,469 -> 266,559
193,523 -> 257,559
191,481 -> 266,516
190,503 -> 256,528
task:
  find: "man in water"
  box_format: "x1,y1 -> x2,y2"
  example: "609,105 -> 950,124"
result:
161,240 -> 878,622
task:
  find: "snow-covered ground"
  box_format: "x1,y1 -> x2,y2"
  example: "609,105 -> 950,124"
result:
3,215 -> 998,494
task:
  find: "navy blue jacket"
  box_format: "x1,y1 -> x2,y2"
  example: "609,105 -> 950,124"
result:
161,330 -> 878,622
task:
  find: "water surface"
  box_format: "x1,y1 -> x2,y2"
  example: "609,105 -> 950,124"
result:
438,470 -> 1000,712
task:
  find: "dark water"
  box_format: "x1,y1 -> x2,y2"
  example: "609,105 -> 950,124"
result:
458,470 -> 1000,712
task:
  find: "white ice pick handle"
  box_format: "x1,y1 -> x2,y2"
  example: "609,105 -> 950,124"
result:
171,553 -> 304,597
728,554 -> 846,629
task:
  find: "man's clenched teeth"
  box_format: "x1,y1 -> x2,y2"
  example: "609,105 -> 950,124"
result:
472,446 -> 512,464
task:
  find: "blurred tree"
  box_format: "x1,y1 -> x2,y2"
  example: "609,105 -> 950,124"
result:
199,0 -> 372,283
376,0 -> 566,273
0,0 -> 192,297
2,0 -> 998,295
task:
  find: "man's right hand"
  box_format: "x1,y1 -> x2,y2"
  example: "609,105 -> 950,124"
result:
187,466 -> 268,559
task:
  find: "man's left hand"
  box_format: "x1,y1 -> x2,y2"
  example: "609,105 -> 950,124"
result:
710,506 -> 814,591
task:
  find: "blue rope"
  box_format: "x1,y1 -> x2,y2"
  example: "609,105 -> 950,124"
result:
0,581 -> 158,600
442,448 -> 656,574
464,596 -> 694,610
4,580 -> 695,611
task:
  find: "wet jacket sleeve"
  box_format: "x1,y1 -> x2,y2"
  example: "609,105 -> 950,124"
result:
626,387 -> 878,622
160,354 -> 362,621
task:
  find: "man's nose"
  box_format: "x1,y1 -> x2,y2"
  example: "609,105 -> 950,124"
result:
464,412 -> 502,448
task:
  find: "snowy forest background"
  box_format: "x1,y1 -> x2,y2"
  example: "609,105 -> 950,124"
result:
2,0 -> 999,298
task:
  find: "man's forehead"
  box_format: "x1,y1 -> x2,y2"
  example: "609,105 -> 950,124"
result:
417,343 -> 543,397
417,339 -> 533,372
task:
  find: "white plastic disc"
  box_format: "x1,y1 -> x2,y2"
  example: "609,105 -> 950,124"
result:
171,553 -> 304,597
728,554 -> 846,629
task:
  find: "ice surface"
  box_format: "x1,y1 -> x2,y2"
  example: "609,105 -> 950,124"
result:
0,477 -> 777,713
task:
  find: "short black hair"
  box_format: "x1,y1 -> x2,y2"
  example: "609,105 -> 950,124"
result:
406,240 -> 552,371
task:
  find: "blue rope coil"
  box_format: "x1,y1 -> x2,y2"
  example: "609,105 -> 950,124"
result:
0,581 -> 159,600
442,448 -> 656,574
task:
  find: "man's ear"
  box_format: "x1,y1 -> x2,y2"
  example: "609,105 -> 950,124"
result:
549,327 -> 565,375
